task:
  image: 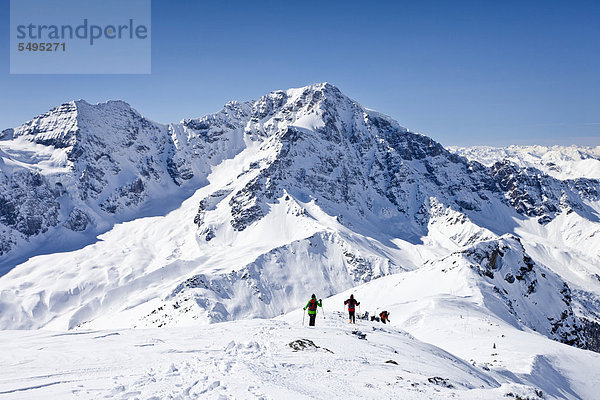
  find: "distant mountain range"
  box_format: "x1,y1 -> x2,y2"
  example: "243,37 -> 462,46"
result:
450,145 -> 600,180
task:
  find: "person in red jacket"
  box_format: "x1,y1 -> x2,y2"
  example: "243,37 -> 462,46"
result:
379,310 -> 390,324
344,294 -> 360,324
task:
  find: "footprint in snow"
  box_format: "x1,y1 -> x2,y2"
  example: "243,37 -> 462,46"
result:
217,360 -> 234,373
248,385 -> 269,399
166,363 -> 179,375
197,380 -> 220,395
351,330 -> 367,340
225,340 -> 262,356
105,384 -> 125,397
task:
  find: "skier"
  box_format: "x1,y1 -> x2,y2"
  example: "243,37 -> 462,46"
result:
344,294 -> 360,324
379,310 -> 390,324
303,294 -> 322,326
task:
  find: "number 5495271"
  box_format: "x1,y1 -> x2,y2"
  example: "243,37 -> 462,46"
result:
17,42 -> 66,51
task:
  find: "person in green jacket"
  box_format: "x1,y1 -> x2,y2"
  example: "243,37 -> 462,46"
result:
303,294 -> 322,326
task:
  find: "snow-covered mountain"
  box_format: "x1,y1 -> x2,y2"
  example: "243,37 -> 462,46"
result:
0,98 -> 250,269
1,83 -> 600,398
450,145 -> 600,181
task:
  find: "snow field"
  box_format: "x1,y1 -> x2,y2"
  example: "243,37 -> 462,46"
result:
0,310 -> 551,400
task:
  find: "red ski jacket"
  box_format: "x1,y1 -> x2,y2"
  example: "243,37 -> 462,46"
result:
344,298 -> 359,312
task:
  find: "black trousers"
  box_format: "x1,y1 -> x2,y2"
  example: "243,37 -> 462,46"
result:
309,314 -> 316,326
349,310 -> 355,323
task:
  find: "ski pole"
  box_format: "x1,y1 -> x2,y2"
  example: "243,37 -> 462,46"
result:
302,309 -> 305,326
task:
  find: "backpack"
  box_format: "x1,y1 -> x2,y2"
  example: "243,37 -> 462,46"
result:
308,299 -> 318,311
345,299 -> 357,311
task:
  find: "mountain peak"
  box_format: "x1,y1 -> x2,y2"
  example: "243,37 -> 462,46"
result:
74,99 -> 135,111
282,82 -> 346,104
286,81 -> 339,94
12,101 -> 79,148
9,99 -> 149,150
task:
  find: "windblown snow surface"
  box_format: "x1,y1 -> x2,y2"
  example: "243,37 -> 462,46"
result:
1,83 -> 600,399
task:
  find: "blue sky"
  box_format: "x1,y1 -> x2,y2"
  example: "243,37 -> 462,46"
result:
1,0 -> 599,147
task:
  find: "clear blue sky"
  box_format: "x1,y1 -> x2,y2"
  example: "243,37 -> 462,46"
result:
1,0 -> 599,146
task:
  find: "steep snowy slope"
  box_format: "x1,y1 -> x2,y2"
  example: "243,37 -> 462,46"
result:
0,99 -> 248,269
323,254 -> 600,400
448,146 -> 600,330
0,140 -> 406,330
450,145 -> 600,180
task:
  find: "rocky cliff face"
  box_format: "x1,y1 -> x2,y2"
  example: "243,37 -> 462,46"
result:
451,235 -> 585,347
189,83 -> 598,243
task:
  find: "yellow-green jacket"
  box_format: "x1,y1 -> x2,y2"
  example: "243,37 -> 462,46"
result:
304,298 -> 322,315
